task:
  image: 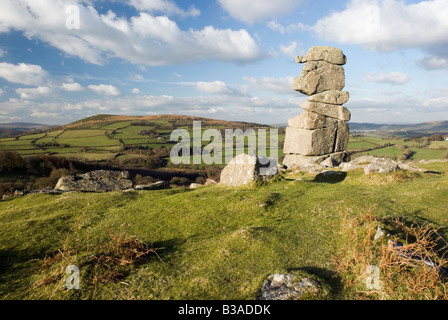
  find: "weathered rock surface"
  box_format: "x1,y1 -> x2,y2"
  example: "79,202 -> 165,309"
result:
288,111 -> 338,130
220,153 -> 278,187
295,46 -> 347,65
258,273 -> 322,300
55,170 -> 133,192
189,183 -> 203,189
293,61 -> 345,96
334,120 -> 350,152
339,156 -> 402,175
283,152 -> 350,171
308,90 -> 350,105
300,101 -> 351,121
133,181 -> 170,190
283,125 -> 338,156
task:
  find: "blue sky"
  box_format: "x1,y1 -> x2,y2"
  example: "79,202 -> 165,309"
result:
0,0 -> 448,125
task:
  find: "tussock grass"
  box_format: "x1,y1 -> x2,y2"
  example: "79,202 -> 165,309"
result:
336,206 -> 448,300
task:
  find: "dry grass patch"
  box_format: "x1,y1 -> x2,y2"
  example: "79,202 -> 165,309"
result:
335,206 -> 448,299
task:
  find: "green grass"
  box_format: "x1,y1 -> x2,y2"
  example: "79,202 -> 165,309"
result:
57,130 -> 109,139
360,147 -> 402,158
100,121 -> 134,130
1,163 -> 448,300
55,136 -> 120,147
410,148 -> 447,160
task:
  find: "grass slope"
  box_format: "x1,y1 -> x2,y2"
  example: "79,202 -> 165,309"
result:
1,161 -> 447,300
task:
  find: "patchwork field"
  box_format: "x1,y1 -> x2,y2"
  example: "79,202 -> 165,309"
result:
0,114 -> 446,166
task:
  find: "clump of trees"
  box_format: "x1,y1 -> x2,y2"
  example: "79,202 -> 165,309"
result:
396,143 -> 414,161
0,151 -> 77,196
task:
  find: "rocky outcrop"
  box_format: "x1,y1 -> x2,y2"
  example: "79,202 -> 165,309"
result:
133,181 -> 170,190
55,170 -> 133,192
220,153 -> 278,187
339,155 -> 422,175
258,273 -> 323,300
283,46 -> 351,171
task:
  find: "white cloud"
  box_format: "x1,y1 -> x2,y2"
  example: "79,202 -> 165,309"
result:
267,20 -> 308,34
0,88 -> 3,97
128,73 -> 146,82
88,84 -> 121,96
131,88 -> 140,94
194,81 -> 249,96
0,0 -> 262,66
15,86 -> 52,100
312,0 -> 448,66
244,76 -> 295,95
417,54 -> 448,70
62,82 -> 83,91
195,81 -> 232,95
128,0 -> 200,17
280,41 -> 304,58
0,48 -> 5,57
218,0 -> 303,24
365,72 -> 410,84
0,62 -> 48,86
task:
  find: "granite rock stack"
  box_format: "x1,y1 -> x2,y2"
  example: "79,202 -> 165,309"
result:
283,46 -> 351,170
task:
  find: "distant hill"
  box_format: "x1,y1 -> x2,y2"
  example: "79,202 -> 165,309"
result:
273,120 -> 448,137
61,114 -> 270,130
0,122 -> 49,129
0,122 -> 51,138
349,120 -> 448,137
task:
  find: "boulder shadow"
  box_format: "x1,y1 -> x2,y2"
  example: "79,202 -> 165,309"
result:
313,171 -> 347,184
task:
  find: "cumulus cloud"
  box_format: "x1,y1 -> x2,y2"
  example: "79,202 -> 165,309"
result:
280,41 -> 304,58
131,88 -> 140,94
244,76 -> 295,95
365,72 -> 410,84
15,86 -> 52,100
417,54 -> 448,70
218,0 -> 303,24
194,81 -> 249,96
62,82 -> 83,91
88,84 -> 121,96
311,0 -> 448,69
0,88 -> 3,97
266,20 -> 308,34
0,0 -> 262,66
0,62 -> 48,86
128,0 -> 200,17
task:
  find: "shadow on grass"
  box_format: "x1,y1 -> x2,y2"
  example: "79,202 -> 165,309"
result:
312,171 -> 347,184
0,249 -> 44,296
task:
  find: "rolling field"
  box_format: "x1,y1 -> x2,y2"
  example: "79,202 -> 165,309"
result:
0,115 -> 446,164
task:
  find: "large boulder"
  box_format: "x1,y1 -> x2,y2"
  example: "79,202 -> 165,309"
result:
288,111 -> 338,130
283,125 -> 338,156
339,156 -> 401,174
308,90 -> 350,105
293,61 -> 345,95
220,153 -> 278,187
300,100 -> 351,121
295,46 -> 347,65
55,170 -> 133,192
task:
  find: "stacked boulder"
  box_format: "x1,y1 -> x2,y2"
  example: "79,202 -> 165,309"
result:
283,46 -> 351,170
